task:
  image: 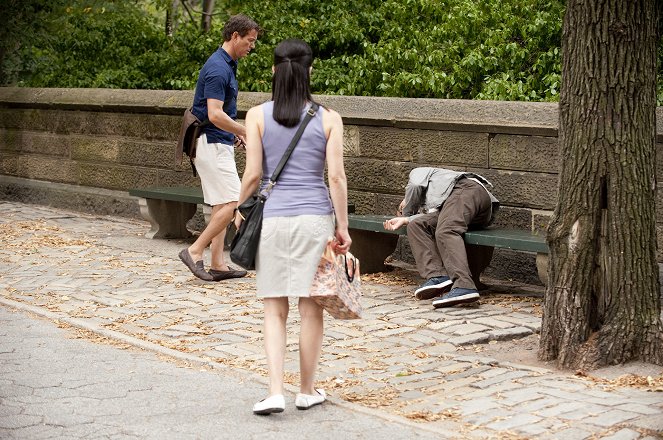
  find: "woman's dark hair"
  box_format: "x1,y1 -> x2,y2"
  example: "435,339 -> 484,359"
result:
272,39 -> 315,127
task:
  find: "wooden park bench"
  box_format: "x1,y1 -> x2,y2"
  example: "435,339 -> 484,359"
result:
348,214 -> 549,284
129,187 -> 210,239
129,186 -> 355,240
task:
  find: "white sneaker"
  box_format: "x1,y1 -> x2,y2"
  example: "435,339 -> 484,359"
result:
295,389 -> 326,410
253,394 -> 285,415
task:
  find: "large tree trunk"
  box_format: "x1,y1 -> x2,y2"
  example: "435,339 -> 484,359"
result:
539,0 -> 663,369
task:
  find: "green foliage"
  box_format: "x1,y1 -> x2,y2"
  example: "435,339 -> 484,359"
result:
231,0 -> 566,101
2,0 -> 662,104
4,0 -> 224,90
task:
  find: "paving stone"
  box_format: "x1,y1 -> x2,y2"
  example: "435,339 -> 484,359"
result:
614,402 -> 662,415
447,332 -> 491,346
488,326 -> 532,340
546,427 -> 595,440
0,414 -> 43,429
499,388 -> 544,406
463,408 -> 515,426
625,413 -> 663,431
449,323 -> 492,336
470,316 -> 512,329
556,403 -> 608,420
537,400 -> 586,417
583,409 -> 641,427
455,397 -> 500,415
486,413 -> 542,430
471,371 -> 531,389
600,428 -> 643,440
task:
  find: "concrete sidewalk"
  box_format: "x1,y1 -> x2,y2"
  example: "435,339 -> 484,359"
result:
1,200 -> 662,439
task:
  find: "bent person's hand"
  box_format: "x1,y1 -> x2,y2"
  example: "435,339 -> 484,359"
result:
383,217 -> 408,231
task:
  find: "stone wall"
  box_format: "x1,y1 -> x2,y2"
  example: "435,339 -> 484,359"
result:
1,87 -> 662,283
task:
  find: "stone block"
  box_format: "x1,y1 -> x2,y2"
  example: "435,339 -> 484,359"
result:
484,248 -> 541,286
0,109 -> 179,140
358,126 -> 489,167
234,149 -> 247,175
155,169 -> 200,188
490,206 -> 532,229
347,190 -> 378,214
532,209 -> 553,235
488,326 -> 533,340
344,157 -> 413,194
474,168 -> 559,210
2,130 -> 70,157
490,134 -> 559,173
583,409 -> 639,427
0,153 -> 18,175
78,163 -> 158,190
71,137 -> 175,169
375,193 -> 404,216
17,155 -> 78,184
0,176 -> 138,218
486,413 -> 542,431
343,125 -> 360,156
446,332 -> 490,346
0,128 -> 18,152
657,142 -> 663,181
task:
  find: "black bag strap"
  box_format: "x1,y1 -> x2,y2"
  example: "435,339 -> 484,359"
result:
267,102 -> 320,187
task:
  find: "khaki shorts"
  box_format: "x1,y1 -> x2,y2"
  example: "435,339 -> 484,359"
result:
193,134 -> 240,206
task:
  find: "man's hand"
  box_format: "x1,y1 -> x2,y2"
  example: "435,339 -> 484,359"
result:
234,135 -> 246,150
383,217 -> 409,231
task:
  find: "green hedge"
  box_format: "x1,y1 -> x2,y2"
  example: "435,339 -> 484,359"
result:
2,0 -> 662,104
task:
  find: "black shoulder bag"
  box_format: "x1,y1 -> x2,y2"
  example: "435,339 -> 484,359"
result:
230,103 -> 320,270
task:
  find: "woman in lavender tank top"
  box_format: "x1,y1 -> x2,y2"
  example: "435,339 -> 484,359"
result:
235,39 -> 351,415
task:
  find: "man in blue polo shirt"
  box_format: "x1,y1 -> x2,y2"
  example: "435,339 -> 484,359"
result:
179,14 -> 261,282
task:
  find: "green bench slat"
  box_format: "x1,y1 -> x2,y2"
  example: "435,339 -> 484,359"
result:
129,187 -> 356,213
463,229 -> 548,253
347,215 -> 403,234
129,187 -> 204,204
348,214 -> 548,254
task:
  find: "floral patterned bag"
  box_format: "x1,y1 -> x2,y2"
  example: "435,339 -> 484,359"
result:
310,240 -> 362,320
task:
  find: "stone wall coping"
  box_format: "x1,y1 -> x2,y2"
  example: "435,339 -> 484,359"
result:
1,87 -> 662,139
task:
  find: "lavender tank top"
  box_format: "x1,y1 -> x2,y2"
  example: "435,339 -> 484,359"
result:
260,101 -> 333,218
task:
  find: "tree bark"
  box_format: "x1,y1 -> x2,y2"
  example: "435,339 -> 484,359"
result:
539,0 -> 663,369
201,0 -> 215,33
166,0 -> 181,37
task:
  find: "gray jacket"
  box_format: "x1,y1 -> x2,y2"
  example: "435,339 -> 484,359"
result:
402,167 -> 499,223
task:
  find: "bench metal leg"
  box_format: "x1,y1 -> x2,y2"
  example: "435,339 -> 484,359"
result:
350,229 -> 399,274
137,198 -> 197,239
466,243 -> 495,289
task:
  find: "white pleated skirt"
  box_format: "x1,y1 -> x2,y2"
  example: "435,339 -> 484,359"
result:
256,214 -> 334,298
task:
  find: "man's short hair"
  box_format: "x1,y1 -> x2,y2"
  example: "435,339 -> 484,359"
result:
223,14 -> 261,41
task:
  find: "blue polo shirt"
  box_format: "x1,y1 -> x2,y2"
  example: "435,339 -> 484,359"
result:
191,47 -> 238,145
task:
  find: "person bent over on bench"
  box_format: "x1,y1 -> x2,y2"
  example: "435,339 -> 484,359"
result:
383,167 -> 499,308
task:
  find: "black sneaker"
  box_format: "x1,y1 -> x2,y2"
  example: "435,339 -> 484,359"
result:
432,287 -> 480,308
414,276 -> 453,300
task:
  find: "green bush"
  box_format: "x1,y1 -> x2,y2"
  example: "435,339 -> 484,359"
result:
232,0 -> 565,101
2,0 -> 661,104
